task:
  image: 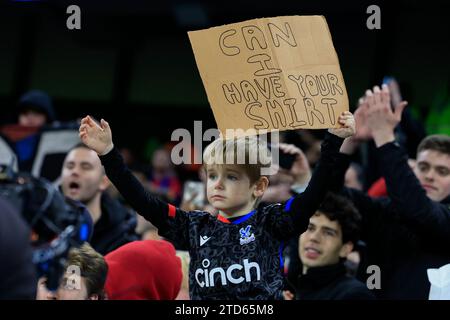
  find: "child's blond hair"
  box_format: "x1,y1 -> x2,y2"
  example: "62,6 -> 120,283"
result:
202,135 -> 272,184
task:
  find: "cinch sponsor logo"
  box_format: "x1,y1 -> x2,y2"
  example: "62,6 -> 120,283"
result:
195,259 -> 261,288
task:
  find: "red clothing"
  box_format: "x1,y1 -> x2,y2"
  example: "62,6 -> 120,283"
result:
368,177 -> 387,198
149,175 -> 181,202
105,240 -> 182,300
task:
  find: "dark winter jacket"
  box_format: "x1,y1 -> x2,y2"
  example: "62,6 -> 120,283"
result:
333,142 -> 450,299
295,262 -> 375,300
90,193 -> 140,255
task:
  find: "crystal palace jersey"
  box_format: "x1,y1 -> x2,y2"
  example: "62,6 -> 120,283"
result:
99,133 -> 343,299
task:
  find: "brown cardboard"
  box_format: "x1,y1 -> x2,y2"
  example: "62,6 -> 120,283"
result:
188,16 -> 348,135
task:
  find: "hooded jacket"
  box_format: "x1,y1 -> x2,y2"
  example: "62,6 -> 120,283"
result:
104,240 -> 182,300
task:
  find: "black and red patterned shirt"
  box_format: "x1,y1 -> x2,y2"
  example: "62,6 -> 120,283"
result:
99,133 -> 343,300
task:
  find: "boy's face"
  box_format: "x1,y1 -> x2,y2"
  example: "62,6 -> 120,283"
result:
299,213 -> 352,271
414,149 -> 450,202
206,165 -> 259,216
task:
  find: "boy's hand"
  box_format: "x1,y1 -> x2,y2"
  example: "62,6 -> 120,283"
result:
79,115 -> 114,155
328,111 -> 356,139
365,84 -> 407,147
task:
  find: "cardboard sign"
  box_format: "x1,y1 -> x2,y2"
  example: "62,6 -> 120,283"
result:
188,15 -> 348,135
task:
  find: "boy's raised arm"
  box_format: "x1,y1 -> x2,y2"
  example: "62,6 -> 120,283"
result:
280,112 -> 356,235
79,116 -> 178,231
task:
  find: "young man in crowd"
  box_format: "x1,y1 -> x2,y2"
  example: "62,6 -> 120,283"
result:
61,144 -> 139,255
335,84 -> 450,299
56,243 -> 108,300
285,193 -> 374,300
36,243 -> 108,300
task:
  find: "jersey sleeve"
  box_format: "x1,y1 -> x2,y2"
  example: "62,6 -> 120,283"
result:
99,147 -> 191,249
267,133 -> 344,239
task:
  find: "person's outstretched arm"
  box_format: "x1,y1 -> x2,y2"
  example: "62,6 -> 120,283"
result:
364,85 -> 450,241
79,116 -> 190,247
270,112 -> 356,238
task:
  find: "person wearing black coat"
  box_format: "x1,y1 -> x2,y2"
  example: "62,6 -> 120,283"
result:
61,144 -> 139,255
90,192 -> 140,254
335,84 -> 450,299
295,262 -> 374,300
286,193 -> 375,300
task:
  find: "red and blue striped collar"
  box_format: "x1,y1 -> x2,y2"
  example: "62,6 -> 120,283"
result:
217,210 -> 256,225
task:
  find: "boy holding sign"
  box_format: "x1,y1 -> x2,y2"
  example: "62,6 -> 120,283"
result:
79,113 -> 354,299
79,16 -> 354,299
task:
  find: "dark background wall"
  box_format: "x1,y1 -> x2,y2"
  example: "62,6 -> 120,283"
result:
1,0 -> 449,159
